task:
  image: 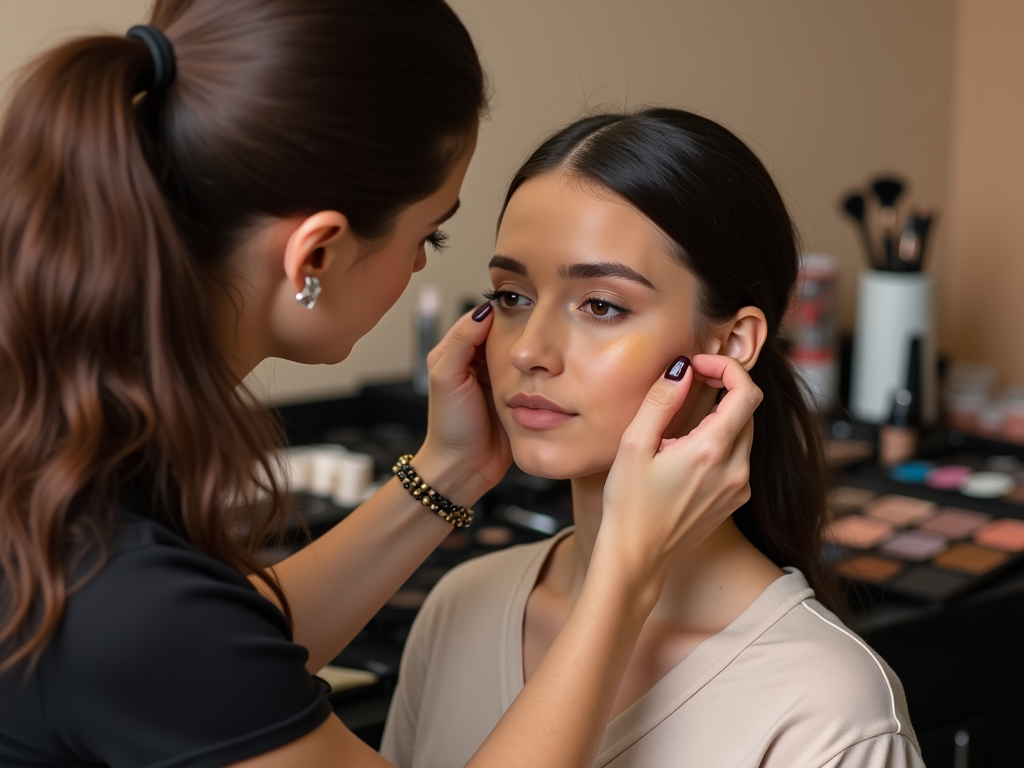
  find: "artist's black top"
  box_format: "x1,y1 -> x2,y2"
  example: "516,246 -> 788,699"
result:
0,509 -> 332,768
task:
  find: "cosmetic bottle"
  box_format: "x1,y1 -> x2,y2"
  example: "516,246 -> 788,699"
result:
879,389 -> 918,467
879,336 -> 924,466
412,285 -> 440,396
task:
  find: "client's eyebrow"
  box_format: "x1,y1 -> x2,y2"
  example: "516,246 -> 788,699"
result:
489,255 -> 656,290
430,199 -> 461,227
558,261 -> 655,290
488,255 -> 528,274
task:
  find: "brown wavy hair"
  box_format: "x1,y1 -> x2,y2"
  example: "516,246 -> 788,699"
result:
501,109 -> 846,618
0,0 -> 486,674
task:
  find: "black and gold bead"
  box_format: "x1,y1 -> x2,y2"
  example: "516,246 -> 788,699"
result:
391,454 -> 473,528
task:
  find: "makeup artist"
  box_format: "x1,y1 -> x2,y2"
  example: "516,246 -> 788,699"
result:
0,2 -> 762,767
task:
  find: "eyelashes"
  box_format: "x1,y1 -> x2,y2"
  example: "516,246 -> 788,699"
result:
482,289 -> 629,323
481,288 -> 527,310
425,229 -> 449,252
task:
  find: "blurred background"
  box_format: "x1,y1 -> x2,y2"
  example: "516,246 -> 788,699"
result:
3,3 -> 1023,766
3,0 -> 1017,403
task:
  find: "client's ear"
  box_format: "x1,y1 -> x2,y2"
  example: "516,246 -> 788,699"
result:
710,307 -> 768,371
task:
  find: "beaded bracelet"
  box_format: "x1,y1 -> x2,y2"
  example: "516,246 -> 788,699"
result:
392,454 -> 473,528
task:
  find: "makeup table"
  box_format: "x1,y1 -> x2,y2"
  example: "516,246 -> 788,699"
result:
275,383 -> 1024,768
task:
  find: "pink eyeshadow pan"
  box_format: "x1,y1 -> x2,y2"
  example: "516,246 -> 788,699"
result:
974,519 -> 1024,553
879,530 -> 948,561
925,465 -> 974,491
917,508 -> 991,540
825,515 -> 894,549
866,495 -> 937,528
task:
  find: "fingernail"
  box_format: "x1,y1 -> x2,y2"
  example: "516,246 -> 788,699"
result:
716,388 -> 728,404
472,301 -> 492,322
664,356 -> 691,381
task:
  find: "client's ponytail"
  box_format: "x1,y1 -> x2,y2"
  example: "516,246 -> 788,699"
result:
743,339 -> 844,616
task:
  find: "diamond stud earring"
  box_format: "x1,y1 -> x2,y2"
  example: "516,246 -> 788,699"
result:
295,276 -> 321,310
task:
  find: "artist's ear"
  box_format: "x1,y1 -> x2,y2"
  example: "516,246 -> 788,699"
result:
281,211 -> 353,294
706,306 -> 768,371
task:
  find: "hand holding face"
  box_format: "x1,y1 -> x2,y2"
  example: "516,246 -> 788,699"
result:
412,303 -> 513,506
596,354 -> 762,586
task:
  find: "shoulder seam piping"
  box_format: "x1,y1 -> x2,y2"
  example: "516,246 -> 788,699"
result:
800,601 -> 901,735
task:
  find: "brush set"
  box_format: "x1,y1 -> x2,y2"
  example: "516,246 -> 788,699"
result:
841,176 -> 934,272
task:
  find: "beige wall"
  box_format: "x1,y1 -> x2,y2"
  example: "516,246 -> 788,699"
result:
0,1 -> 144,87
0,1 -> 959,403
942,0 -> 1024,385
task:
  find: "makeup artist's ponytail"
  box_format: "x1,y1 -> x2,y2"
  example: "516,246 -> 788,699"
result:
0,0 -> 486,674
502,109 -> 845,617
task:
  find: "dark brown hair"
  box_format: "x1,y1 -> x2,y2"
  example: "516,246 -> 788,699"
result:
501,109 -> 845,617
0,0 -> 486,674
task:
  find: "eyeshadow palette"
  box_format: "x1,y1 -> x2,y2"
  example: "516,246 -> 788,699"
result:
827,489 -> 1024,603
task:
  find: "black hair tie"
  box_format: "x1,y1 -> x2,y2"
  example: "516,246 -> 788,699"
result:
126,24 -> 176,94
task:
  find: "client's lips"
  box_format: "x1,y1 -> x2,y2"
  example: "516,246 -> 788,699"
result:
507,393 -> 577,429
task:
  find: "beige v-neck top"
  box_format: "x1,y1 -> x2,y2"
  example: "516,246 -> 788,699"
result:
380,529 -> 924,768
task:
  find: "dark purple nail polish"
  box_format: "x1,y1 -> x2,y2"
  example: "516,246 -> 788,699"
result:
472,301 -> 492,322
664,356 -> 691,381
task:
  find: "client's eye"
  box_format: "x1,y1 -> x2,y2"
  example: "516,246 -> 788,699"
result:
482,289 -> 533,312
581,297 -> 627,322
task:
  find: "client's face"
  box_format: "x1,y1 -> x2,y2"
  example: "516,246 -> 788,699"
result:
486,172 -> 702,480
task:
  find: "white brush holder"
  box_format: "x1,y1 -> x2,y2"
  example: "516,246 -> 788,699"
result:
850,270 -> 937,425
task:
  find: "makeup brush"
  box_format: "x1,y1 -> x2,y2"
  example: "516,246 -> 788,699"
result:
871,176 -> 906,270
840,192 -> 878,270
910,209 -> 934,272
897,217 -> 918,270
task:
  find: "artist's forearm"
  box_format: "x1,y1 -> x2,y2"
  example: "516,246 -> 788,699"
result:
272,477 -> 449,671
468,562 -> 662,768
251,451 -> 490,672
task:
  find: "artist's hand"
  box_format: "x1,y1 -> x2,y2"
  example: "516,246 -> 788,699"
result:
597,354 -> 761,589
413,303 -> 512,505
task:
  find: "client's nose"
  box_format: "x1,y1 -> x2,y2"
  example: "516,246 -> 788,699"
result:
509,305 -> 564,377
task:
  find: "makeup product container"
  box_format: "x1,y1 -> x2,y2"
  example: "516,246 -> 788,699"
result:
412,285 -> 440,396
943,361 -> 996,431
880,390 -> 919,467
283,447 -> 315,493
332,451 -> 375,507
786,253 -> 839,412
850,270 -> 936,425
308,445 -> 350,498
1003,388 -> 1024,443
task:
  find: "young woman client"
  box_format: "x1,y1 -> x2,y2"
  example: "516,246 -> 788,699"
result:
0,4 -> 762,767
381,110 -> 926,767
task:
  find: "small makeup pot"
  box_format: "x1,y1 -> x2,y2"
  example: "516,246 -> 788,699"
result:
332,452 -> 375,507
309,445 -> 348,497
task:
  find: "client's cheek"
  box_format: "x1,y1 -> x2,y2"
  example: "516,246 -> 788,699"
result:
573,334 -> 655,391
484,331 -> 513,379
